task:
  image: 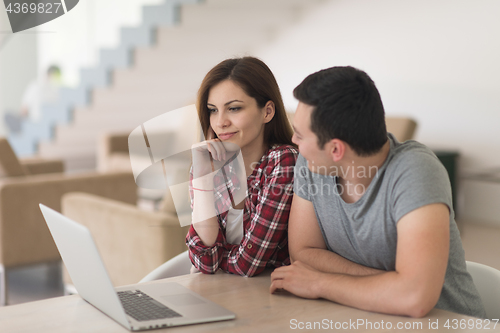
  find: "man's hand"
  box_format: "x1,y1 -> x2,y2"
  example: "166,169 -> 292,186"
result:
270,261 -> 324,299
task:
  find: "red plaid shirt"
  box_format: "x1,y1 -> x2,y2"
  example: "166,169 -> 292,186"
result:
186,144 -> 298,277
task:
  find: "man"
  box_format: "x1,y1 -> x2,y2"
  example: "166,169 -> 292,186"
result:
270,66 -> 486,318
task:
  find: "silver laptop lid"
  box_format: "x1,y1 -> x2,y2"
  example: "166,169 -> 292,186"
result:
39,204 -> 131,330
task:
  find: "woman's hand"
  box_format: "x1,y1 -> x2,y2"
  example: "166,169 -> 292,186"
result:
191,128 -> 226,180
190,127 -> 244,246
191,128 -> 240,187
191,129 -> 221,243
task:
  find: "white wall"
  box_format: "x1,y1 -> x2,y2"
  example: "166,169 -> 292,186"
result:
257,0 -> 500,171
0,5 -> 38,136
256,0 -> 500,224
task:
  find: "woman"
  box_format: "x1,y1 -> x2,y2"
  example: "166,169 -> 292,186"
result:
187,57 -> 298,277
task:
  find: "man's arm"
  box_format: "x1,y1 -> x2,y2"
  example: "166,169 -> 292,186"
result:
272,203 -> 450,318
289,194 -> 384,276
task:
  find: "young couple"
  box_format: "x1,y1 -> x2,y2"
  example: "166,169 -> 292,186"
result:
186,57 -> 486,319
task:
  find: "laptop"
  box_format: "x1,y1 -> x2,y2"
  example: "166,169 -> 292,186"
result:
39,204 -> 235,331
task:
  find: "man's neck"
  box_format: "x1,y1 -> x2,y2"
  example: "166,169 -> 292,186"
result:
338,140 -> 390,203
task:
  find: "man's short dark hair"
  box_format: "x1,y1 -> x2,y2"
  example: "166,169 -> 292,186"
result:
293,66 -> 387,156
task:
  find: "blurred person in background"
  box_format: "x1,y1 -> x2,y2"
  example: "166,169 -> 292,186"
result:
4,65 -> 62,133
20,65 -> 62,122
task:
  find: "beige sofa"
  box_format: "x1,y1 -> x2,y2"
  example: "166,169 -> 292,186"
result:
0,138 -> 64,177
385,117 -> 417,143
62,191 -> 190,287
96,132 -> 131,172
0,138 -> 138,305
61,116 -> 418,287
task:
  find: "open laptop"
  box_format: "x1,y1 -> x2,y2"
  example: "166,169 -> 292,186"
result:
39,204 -> 235,331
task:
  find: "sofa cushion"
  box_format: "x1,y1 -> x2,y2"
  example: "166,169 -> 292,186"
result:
0,138 -> 27,177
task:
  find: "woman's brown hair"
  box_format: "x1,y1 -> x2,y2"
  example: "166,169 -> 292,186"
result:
197,57 -> 295,147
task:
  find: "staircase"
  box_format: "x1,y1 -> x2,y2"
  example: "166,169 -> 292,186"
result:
10,0 -> 325,171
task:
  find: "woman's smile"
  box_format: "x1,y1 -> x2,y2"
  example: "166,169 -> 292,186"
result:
218,131 -> 238,140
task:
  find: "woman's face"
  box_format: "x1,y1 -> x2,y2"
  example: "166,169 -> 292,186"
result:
207,80 -> 274,152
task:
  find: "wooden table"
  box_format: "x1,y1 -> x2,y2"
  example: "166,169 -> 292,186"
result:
0,270 -> 498,332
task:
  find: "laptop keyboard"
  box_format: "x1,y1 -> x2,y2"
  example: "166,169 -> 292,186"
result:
117,290 -> 182,322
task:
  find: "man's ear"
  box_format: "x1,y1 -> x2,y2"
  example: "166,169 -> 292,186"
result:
263,100 -> 275,124
329,139 -> 346,162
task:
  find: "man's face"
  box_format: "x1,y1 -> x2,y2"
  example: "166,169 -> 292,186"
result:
292,102 -> 334,174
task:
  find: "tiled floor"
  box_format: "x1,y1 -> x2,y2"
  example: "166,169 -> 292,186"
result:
3,220 -> 500,307
6,262 -> 65,306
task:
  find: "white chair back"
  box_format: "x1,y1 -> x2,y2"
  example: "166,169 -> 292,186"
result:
140,251 -> 191,283
466,261 -> 500,319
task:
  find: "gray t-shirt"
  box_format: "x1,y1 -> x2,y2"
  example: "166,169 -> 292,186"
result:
294,133 -> 486,318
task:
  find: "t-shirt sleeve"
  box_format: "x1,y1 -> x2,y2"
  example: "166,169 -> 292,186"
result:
293,154 -> 312,201
391,150 -> 453,223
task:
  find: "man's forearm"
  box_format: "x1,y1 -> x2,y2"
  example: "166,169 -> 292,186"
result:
294,248 -> 384,276
315,270 -> 435,318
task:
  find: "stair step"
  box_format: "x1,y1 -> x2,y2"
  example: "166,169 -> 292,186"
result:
154,25 -> 273,50
73,106 -> 167,123
205,0 -> 325,7
54,122 -> 140,143
179,4 -> 299,28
